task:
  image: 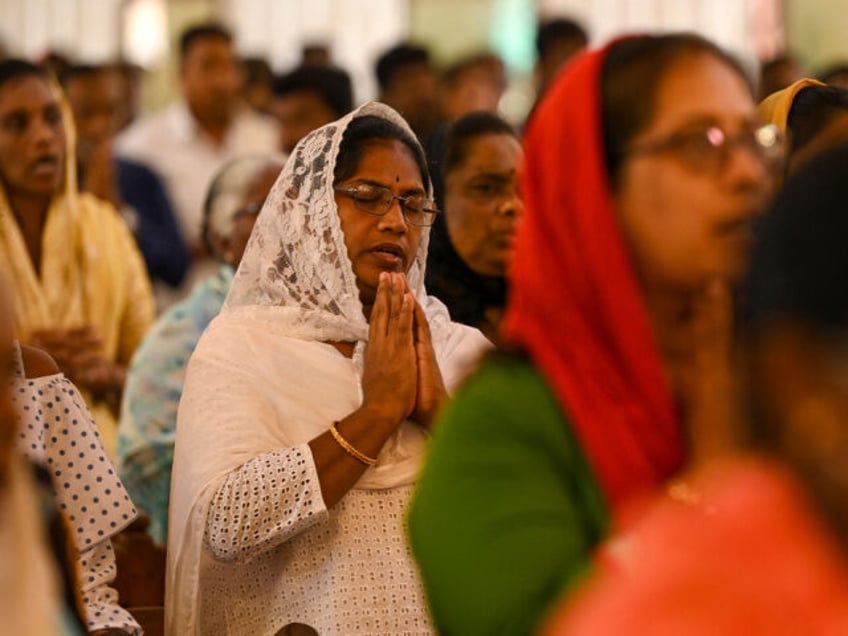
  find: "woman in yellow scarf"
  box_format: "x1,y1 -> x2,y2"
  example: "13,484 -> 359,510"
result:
0,59 -> 154,456
759,77 -> 848,175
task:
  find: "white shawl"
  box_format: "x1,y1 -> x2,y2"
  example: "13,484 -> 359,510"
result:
167,103 -> 490,634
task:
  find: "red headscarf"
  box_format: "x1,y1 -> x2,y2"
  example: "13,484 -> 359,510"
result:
502,43 -> 684,510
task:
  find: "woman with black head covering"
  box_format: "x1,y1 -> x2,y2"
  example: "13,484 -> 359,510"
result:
425,111 -> 522,342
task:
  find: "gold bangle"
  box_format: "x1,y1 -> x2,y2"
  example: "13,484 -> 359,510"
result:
329,421 -> 378,466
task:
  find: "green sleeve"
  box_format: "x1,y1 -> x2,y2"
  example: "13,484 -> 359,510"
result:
408,355 -> 609,636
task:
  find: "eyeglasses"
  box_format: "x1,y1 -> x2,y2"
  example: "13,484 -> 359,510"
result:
626,123 -> 785,174
334,183 -> 439,227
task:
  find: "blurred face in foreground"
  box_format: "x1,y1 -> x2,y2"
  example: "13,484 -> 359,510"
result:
614,52 -> 773,293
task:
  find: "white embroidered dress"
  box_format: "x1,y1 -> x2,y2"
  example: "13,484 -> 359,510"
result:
167,102 -> 490,635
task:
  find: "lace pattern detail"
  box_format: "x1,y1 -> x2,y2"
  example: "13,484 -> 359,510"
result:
225,103 -> 432,350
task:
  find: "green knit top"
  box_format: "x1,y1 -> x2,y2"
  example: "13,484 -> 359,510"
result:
408,354 -> 609,635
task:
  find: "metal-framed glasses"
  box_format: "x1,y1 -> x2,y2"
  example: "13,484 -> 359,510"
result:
626,123 -> 785,174
334,183 -> 439,227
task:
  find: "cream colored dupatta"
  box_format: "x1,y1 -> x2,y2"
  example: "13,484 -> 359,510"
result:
0,78 -> 154,452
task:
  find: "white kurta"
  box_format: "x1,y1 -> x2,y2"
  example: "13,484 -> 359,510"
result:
169,314 -> 489,635
167,101 -> 492,635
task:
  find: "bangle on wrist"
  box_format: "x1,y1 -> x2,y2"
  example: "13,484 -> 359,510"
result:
329,420 -> 378,466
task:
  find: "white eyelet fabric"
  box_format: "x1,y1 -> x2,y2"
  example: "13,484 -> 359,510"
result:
207,485 -> 429,634
204,445 -> 323,563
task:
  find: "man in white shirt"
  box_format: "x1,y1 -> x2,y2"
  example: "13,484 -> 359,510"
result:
118,23 -> 279,257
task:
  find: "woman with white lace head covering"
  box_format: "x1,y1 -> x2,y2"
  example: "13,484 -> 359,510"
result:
167,102 -> 490,635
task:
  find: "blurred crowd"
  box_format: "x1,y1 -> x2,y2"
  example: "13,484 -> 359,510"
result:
4,12 -> 848,636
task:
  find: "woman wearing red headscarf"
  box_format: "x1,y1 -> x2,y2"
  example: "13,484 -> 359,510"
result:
408,33 -> 780,635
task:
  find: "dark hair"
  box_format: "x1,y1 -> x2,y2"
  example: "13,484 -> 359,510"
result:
536,18 -> 588,59
0,59 -> 49,91
424,111 -> 516,212
179,22 -> 232,60
601,33 -> 752,184
442,111 -> 516,175
442,53 -> 505,91
786,85 -> 848,155
743,144 -> 848,334
334,115 -> 430,193
241,57 -> 273,87
113,61 -> 142,78
425,114 -> 515,332
302,43 -> 331,67
817,63 -> 848,85
58,63 -> 109,87
759,54 -> 802,98
741,144 -> 848,544
38,50 -> 71,79
375,44 -> 431,92
760,54 -> 797,77
272,66 -> 353,118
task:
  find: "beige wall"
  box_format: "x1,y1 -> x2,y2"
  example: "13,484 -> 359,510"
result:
787,0 -> 848,72
409,0 -> 494,66
140,0 -> 409,113
139,0 -> 218,113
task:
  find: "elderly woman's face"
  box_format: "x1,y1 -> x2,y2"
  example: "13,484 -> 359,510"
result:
444,132 -> 523,277
614,53 -> 771,292
334,138 -> 424,309
0,75 -> 65,199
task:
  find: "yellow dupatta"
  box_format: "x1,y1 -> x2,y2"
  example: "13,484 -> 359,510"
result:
0,77 -> 154,454
758,78 -> 826,135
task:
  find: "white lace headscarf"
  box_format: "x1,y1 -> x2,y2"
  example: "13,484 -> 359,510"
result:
223,102 -> 449,361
